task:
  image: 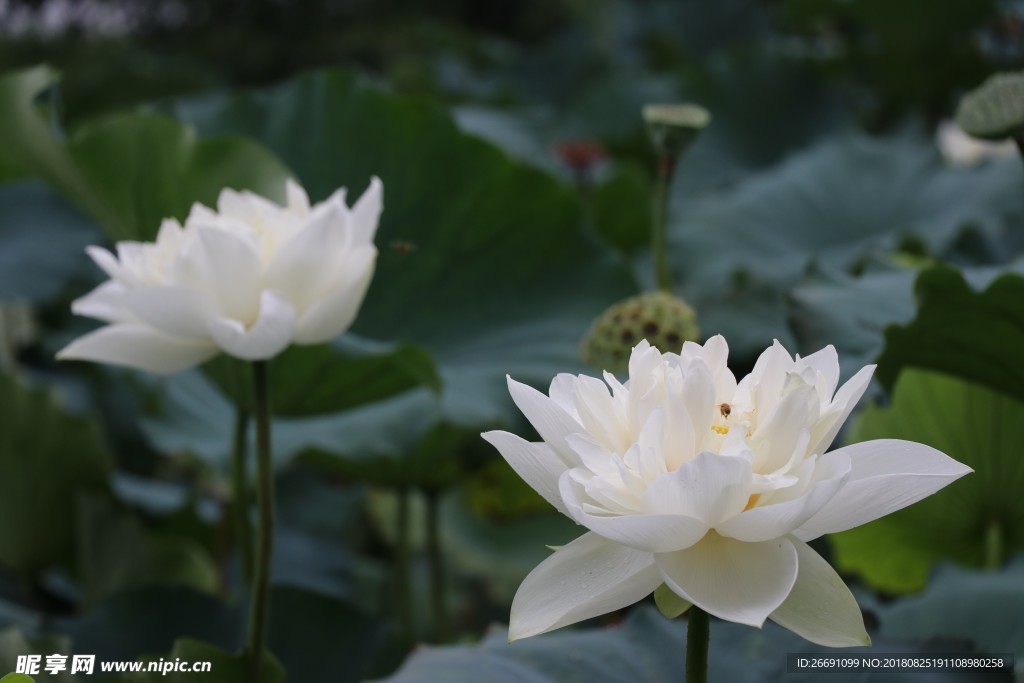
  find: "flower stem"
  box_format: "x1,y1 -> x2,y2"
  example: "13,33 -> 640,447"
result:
425,489 -> 449,642
686,606 -> 709,683
395,486 -> 413,643
652,152 -> 679,292
246,361 -> 275,682
231,408 -> 254,586
985,519 -> 1004,570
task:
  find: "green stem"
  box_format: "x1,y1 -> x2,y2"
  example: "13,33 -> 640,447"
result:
246,361 -> 275,682
686,607 -> 709,683
395,486 -> 414,643
985,519 -> 1004,570
231,408 -> 254,586
425,489 -> 449,642
652,153 -> 678,292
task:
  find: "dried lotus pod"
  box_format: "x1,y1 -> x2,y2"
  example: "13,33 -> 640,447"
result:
581,291 -> 700,372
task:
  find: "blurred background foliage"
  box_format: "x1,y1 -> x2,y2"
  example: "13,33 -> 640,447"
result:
1,0 -> 1024,681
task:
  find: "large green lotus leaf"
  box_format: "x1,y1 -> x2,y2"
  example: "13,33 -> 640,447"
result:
266,586 -> 402,683
876,266 -> 1024,405
0,180 -> 101,303
0,629 -> 73,682
789,267 -> 918,379
66,114 -> 293,242
438,492 -> 580,603
75,496 -> 218,609
271,467 -> 381,604
63,585 -> 397,683
0,66 -> 292,241
377,606 -> 994,683
674,133 -> 1020,285
878,557 -> 1024,672
0,66 -> 98,219
63,586 -> 243,663
107,470 -> 373,608
0,674 -> 34,683
454,50 -> 848,209
669,132 -> 1022,359
200,337 -> 440,417
140,370 -> 441,471
830,369 -> 1024,593
0,373 -> 111,574
789,262 -> 1024,381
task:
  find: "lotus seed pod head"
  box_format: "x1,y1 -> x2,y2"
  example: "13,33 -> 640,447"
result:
643,103 -> 711,159
955,71 -> 1024,141
580,290 -> 700,372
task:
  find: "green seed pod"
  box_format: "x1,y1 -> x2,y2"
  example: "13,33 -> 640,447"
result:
643,103 -> 711,159
955,71 -> 1024,141
581,291 -> 700,372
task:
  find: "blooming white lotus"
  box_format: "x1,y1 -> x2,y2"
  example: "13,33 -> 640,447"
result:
483,336 -> 971,645
58,178 -> 382,374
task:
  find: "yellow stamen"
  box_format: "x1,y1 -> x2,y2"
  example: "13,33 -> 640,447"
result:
711,425 -> 729,435
744,494 -> 761,511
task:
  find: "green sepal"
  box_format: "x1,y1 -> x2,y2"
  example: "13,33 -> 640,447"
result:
654,583 -> 692,619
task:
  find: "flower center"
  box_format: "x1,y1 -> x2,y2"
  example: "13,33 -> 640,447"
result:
711,425 -> 729,435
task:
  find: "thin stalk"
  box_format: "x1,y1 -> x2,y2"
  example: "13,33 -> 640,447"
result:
652,153 -> 679,292
425,489 -> 449,642
231,409 -> 254,586
686,606 -> 710,683
246,361 -> 275,682
395,486 -> 414,643
985,519 -> 1004,570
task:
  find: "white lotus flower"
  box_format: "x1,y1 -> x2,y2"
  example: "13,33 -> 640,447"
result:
483,336 -> 971,646
58,178 -> 382,374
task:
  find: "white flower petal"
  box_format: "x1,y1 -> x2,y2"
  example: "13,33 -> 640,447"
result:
509,532 -> 660,640
507,376 -> 585,468
285,178 -> 310,214
265,202 -> 350,311
716,452 -> 850,542
560,472 -> 708,552
797,345 -> 840,396
656,533 -> 798,627
750,385 -> 818,473
71,281 -> 136,323
770,538 -> 870,646
682,359 -> 716,453
207,289 -> 296,360
85,246 -> 131,284
57,322 -> 217,374
175,227 -> 261,323
574,374 -> 630,454
747,340 -> 793,415
643,451 -> 752,526
482,431 -> 570,516
124,286 -> 216,339
292,245 -> 376,344
793,439 -> 973,541
808,365 -> 875,454
350,176 -> 383,244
